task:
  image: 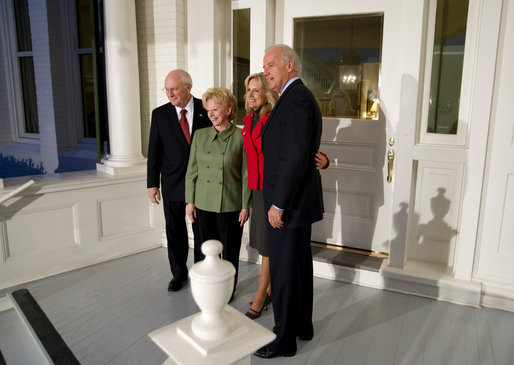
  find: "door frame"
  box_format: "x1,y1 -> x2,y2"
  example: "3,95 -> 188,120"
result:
277,0 -> 426,258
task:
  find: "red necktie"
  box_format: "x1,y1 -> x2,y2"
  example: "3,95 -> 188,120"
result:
180,109 -> 190,144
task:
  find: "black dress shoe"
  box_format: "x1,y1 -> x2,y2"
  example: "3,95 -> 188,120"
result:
298,334 -> 313,341
168,277 -> 186,292
254,346 -> 295,359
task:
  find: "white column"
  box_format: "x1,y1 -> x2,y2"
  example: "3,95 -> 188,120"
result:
29,0 -> 59,174
97,0 -> 145,175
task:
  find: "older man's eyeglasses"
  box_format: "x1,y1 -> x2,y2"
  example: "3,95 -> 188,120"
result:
162,87 -> 179,94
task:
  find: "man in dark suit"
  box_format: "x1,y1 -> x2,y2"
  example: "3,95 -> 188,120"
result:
147,69 -> 211,292
255,45 -> 324,359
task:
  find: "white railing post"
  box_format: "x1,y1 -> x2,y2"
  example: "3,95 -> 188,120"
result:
149,240 -> 275,364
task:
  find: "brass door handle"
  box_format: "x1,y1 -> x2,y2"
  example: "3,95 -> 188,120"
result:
387,149 -> 395,183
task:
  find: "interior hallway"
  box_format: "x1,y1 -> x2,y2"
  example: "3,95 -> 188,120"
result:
1,247 -> 513,365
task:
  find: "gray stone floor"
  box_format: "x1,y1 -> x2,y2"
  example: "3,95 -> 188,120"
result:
1,247 -> 514,364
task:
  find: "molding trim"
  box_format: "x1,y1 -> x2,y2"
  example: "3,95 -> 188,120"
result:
480,282 -> 514,312
381,264 -> 482,307
0,295 -> 14,312
241,248 -> 496,309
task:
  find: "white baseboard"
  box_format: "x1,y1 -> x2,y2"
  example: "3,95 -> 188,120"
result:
313,260 -> 385,289
314,259 -> 483,308
239,247 -> 512,312
381,264 -> 482,307
480,283 -> 514,312
0,295 -> 14,312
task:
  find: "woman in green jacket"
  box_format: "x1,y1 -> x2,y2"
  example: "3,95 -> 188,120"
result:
185,87 -> 251,298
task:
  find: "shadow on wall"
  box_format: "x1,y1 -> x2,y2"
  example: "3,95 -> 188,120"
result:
390,187 -> 458,270
0,153 -> 45,178
409,187 -> 458,267
0,153 -> 99,178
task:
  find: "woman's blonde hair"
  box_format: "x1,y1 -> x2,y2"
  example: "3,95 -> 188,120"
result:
244,73 -> 278,115
202,87 -> 237,121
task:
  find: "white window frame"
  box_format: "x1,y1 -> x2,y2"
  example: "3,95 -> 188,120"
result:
418,0 -> 479,147
231,0 -> 275,74
1,0 -> 39,143
67,0 -> 96,145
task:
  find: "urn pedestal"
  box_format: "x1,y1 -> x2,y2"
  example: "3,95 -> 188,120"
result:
149,240 -> 275,365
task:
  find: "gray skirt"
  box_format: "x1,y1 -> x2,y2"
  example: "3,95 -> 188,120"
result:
249,189 -> 269,257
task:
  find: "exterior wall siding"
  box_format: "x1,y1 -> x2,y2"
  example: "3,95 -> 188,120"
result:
136,0 -> 187,158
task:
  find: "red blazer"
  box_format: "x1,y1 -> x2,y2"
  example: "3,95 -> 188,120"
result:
242,112 -> 330,191
241,112 -> 268,190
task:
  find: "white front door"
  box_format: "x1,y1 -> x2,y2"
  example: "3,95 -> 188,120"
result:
279,0 -> 425,253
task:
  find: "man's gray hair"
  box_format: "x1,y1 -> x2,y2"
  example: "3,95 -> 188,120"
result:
176,69 -> 192,86
265,44 -> 301,73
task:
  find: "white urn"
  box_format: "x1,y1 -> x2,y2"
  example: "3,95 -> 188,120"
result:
189,240 -> 236,341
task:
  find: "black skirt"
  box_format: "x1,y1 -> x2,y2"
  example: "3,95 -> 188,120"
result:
249,189 -> 269,256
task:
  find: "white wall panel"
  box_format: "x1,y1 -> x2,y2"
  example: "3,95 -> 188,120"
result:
98,194 -> 152,239
3,203 -> 78,259
0,173 -> 164,290
497,175 -> 514,255
408,161 -> 464,268
323,143 -> 377,172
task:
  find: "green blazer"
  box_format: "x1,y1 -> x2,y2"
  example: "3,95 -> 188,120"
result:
185,123 -> 251,213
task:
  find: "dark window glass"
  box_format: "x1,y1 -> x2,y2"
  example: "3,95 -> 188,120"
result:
19,57 -> 39,133
76,0 -> 92,49
13,0 -> 32,52
295,14 -> 383,119
79,54 -> 95,138
76,0 -> 96,139
233,8 -> 250,125
427,0 -> 469,134
14,0 -> 38,134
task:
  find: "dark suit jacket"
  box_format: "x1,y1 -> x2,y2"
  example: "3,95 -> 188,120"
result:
261,79 -> 324,228
147,97 -> 211,202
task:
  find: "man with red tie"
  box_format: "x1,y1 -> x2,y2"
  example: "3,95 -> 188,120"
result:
147,69 -> 211,292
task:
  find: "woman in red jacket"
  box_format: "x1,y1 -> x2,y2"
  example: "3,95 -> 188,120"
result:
241,73 -> 329,319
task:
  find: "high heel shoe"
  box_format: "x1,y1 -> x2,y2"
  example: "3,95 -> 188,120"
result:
246,294 -> 272,320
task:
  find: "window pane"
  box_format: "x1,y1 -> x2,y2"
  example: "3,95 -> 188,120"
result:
294,14 -> 383,119
19,57 -> 39,134
13,0 -> 32,52
79,54 -> 96,138
427,0 -> 469,134
233,8 -> 250,125
76,0 -> 92,49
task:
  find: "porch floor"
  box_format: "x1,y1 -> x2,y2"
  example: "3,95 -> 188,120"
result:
1,247 -> 513,364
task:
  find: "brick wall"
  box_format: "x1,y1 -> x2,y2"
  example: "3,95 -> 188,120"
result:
136,0 -> 187,157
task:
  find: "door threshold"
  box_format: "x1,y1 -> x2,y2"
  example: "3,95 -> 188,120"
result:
311,242 -> 387,273
311,242 -> 388,258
